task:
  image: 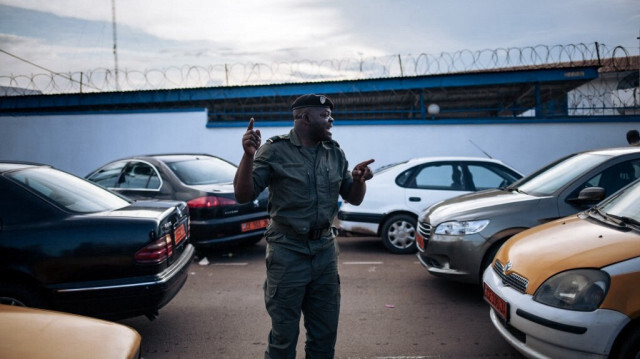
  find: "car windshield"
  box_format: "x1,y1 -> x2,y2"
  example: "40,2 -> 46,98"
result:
598,179 -> 640,223
8,167 -> 130,213
165,157 -> 237,185
514,153 -> 610,196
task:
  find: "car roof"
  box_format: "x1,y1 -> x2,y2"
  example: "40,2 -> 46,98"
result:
0,161 -> 47,173
404,156 -> 508,165
114,153 -> 225,163
577,146 -> 640,156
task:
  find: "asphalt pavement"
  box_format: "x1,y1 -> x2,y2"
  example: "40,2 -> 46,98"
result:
121,236 -> 524,359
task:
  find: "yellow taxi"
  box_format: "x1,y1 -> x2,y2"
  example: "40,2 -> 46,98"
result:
0,304 -> 141,359
482,179 -> 640,359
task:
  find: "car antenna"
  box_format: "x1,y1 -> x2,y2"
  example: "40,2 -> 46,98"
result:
468,139 -> 493,159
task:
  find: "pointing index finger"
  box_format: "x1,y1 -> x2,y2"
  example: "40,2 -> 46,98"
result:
358,159 -> 375,167
247,118 -> 254,131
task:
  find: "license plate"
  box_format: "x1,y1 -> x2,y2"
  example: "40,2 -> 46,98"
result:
174,223 -> 187,245
241,218 -> 269,232
484,283 -> 509,322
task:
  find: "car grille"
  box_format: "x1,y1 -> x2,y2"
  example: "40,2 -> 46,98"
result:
417,222 -> 432,241
493,260 -> 528,294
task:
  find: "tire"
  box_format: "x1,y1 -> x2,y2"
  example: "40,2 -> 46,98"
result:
610,324 -> 640,359
0,282 -> 48,308
381,214 -> 417,254
479,243 -> 502,284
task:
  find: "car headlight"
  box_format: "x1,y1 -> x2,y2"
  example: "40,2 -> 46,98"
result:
533,269 -> 609,311
433,220 -> 489,235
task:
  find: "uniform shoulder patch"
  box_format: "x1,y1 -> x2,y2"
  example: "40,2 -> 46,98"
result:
267,134 -> 290,143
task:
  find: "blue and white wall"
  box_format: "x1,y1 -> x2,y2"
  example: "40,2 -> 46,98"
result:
0,109 -> 635,177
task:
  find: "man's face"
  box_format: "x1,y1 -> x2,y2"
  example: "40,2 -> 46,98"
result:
307,107 -> 334,142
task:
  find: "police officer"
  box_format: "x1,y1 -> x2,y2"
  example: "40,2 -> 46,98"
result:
234,94 -> 374,359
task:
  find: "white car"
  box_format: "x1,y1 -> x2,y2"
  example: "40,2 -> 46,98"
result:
336,157 -> 523,253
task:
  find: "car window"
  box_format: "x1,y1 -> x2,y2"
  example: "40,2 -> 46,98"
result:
569,159 -> 640,198
410,164 -> 460,190
7,167 -> 130,213
87,161 -> 127,188
164,157 -> 237,185
516,153 -> 611,196
466,164 -> 520,190
119,162 -> 162,190
0,180 -> 58,225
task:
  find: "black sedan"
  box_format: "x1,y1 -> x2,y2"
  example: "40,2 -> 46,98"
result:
0,162 -> 194,321
86,154 -> 269,251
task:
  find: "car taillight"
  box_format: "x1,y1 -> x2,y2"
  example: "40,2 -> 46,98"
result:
187,196 -> 236,208
135,234 -> 173,264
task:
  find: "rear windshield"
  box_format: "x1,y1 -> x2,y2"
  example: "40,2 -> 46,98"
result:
164,157 -> 237,185
516,153 -> 610,196
8,167 -> 130,213
374,161 -> 408,174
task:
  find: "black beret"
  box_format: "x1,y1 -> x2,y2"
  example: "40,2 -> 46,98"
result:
291,94 -> 334,111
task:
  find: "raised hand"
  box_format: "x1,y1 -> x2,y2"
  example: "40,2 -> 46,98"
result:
242,118 -> 262,156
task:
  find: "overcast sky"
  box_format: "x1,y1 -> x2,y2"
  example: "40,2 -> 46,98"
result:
1,0 -> 639,82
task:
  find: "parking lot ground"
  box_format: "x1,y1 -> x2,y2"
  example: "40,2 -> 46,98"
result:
121,236 -> 523,359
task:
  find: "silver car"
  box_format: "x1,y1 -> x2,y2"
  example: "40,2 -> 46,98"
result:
416,147 -> 640,284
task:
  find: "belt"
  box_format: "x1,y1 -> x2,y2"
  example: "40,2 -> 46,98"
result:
270,221 -> 331,241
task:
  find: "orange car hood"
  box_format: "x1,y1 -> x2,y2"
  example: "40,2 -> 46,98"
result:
0,305 -> 140,359
496,214 -> 640,294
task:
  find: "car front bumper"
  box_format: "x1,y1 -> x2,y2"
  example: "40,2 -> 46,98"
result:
52,243 -> 195,320
482,266 -> 629,359
417,232 -> 487,283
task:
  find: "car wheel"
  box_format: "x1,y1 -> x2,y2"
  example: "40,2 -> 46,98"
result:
479,242 -> 503,284
381,214 -> 417,254
0,283 -> 48,308
611,324 -> 640,359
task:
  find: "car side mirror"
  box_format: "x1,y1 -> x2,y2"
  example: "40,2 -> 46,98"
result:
568,186 -> 606,205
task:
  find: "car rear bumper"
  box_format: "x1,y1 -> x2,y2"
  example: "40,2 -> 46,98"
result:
336,211 -> 383,236
189,213 -> 269,248
191,228 -> 266,248
52,244 -> 195,320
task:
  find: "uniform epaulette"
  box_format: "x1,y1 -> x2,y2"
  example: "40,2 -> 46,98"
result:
267,134 -> 290,143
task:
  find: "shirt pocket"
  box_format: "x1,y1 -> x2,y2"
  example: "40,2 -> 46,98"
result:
277,162 -> 311,202
320,164 -> 342,201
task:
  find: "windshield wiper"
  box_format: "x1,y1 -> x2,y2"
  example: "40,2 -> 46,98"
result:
588,207 -> 624,226
607,213 -> 640,227
589,207 -> 608,220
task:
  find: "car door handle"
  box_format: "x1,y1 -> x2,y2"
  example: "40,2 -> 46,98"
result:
409,197 -> 421,202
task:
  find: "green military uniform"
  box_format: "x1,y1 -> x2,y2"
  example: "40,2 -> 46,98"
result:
251,128 -> 354,359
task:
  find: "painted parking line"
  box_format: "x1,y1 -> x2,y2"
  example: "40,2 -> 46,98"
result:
342,261 -> 383,265
213,262 -> 249,266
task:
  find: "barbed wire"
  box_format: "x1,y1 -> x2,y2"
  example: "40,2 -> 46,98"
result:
1,43 -> 638,116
